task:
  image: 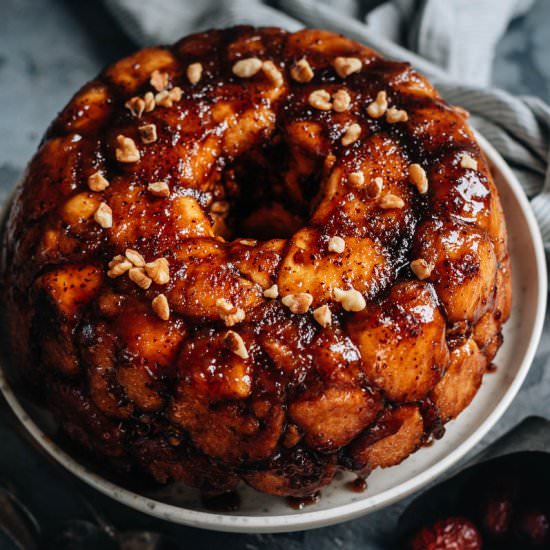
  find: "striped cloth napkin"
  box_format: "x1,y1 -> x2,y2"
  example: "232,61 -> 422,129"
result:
105,0 -> 550,252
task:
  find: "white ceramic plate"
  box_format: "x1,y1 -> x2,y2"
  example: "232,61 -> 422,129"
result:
0,133 -> 546,533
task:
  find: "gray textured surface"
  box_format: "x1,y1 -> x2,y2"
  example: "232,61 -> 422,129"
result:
0,1 -> 549,548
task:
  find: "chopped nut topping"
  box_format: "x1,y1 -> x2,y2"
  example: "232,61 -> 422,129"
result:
367,177 -> 383,199
215,298 -> 245,327
211,200 -> 230,214
116,135 -> 140,163
379,193 -> 405,209
460,154 -> 478,170
125,248 -> 145,267
409,163 -> 428,194
349,171 -> 365,187
152,294 -> 170,320
313,305 -> 332,327
332,89 -> 351,113
308,89 -> 332,111
147,181 -> 170,197
410,258 -> 434,280
107,255 -> 132,278
263,284 -> 279,299
238,239 -> 257,246
333,287 -> 366,312
128,267 -> 152,289
366,91 -> 388,119
232,57 -> 263,78
223,330 -> 249,359
386,106 -> 409,123
144,91 -> 156,112
333,56 -> 362,78
145,257 -> 170,285
281,292 -> 313,314
187,62 -> 203,85
290,58 -> 314,83
328,236 -> 346,254
138,123 -> 157,145
125,96 -> 145,118
87,171 -> 110,192
262,60 -> 284,87
150,69 -> 169,92
155,87 -> 182,108
93,202 -> 112,229
341,123 -> 361,146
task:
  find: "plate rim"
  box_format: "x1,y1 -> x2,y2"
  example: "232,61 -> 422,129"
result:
0,131 -> 547,533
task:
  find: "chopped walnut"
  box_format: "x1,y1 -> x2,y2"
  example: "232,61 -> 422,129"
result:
93,202 -> 112,229
232,57 -> 263,78
115,135 -> 140,163
410,258 -> 434,280
409,163 -> 428,194
187,62 -> 203,85
125,248 -> 145,267
332,89 -> 351,113
333,287 -> 366,312
460,154 -> 478,170
238,239 -> 257,246
223,330 -> 249,359
263,284 -> 279,299
262,60 -> 284,87
107,255 -> 132,278
333,56 -> 362,78
125,96 -> 145,118
367,177 -> 383,199
145,257 -> 170,285
308,89 -> 332,111
327,236 -> 345,253
378,193 -> 405,209
138,123 -> 157,145
144,91 -> 156,112
313,305 -> 332,327
215,298 -> 245,327
87,171 -> 110,192
147,181 -> 170,197
128,267 -> 152,289
155,87 -> 182,108
281,292 -> 313,314
150,69 -> 169,92
152,294 -> 170,321
210,200 -> 230,214
341,123 -> 361,146
366,91 -> 388,119
386,106 -> 408,123
290,58 -> 314,83
349,171 -> 365,187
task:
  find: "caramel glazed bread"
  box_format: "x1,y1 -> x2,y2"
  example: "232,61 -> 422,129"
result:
2,26 -> 511,499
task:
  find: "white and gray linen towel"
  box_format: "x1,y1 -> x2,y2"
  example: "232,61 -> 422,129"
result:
104,0 -> 550,252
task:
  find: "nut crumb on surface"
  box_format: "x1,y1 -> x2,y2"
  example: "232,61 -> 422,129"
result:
349,171 -> 365,187
263,284 -> 279,299
332,89 -> 351,112
223,330 -> 249,359
155,87 -> 182,108
152,294 -> 170,320
143,91 -> 156,112
138,123 -> 157,144
327,236 -> 345,253
232,57 -> 263,78
409,163 -> 428,194
313,305 -> 332,327
107,255 -> 132,278
460,154 -> 478,170
341,123 -> 361,146
125,248 -> 146,267
125,96 -> 145,118
290,58 -> 314,83
115,135 -> 140,163
366,91 -> 388,118
93,202 -> 112,229
128,267 -> 152,289
147,181 -> 170,197
145,257 -> 170,285
215,298 -> 246,327
262,60 -> 283,87
333,56 -> 362,78
88,172 -> 109,192
150,69 -> 169,92
367,177 -> 383,199
187,62 -> 203,85
410,258 -> 434,280
308,89 -> 332,111
386,106 -> 408,123
333,287 -> 366,312
282,292 -> 313,314
379,193 -> 405,209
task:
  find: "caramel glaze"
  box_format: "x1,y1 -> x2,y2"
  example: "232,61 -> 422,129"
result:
1,26 -> 511,499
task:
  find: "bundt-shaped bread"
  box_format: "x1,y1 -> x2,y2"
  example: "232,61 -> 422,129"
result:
1,26 -> 511,498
